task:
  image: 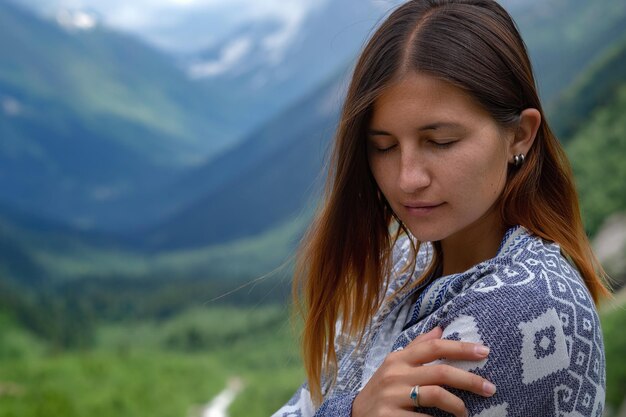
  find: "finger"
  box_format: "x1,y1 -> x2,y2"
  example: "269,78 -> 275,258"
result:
415,385 -> 467,417
389,409 -> 432,417
398,385 -> 465,417
410,327 -> 443,344
405,338 -> 490,364
412,364 -> 497,397
395,411 -> 431,417
361,406 -> 429,417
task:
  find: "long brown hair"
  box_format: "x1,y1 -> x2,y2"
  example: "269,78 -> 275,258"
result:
292,0 -> 611,403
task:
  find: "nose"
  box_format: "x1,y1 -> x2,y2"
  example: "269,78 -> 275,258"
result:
398,150 -> 431,194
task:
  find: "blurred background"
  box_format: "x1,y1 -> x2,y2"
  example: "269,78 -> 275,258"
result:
0,0 -> 625,415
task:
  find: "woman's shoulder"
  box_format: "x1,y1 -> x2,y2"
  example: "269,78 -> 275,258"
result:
479,228 -> 595,308
425,229 -> 606,416
444,230 -> 595,323
442,228 -> 604,368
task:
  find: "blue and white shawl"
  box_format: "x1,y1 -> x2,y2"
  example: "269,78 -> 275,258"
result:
272,226 -> 606,416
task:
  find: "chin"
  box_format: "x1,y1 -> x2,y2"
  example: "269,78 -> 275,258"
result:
403,224 -> 449,243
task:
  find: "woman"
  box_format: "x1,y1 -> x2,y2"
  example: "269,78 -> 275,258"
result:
274,0 -> 609,416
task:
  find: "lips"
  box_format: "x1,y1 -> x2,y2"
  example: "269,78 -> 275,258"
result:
402,202 -> 444,216
403,202 -> 444,209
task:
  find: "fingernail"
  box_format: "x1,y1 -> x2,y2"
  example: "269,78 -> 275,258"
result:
483,381 -> 496,396
463,411 -> 469,417
475,345 -> 490,356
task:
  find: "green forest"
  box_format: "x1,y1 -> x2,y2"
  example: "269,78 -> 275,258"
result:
1,293 -> 625,416
0,305 -> 303,417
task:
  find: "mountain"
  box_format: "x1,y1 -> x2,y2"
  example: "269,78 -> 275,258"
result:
0,0 -> 244,231
0,0 -> 624,328
0,0 -> 571,236
2,0 -> 626,269
140,70 -> 347,248
180,0 -> 398,139
514,0 -> 626,104
11,0 -> 397,139
0,0 -> 409,234
549,31 -> 626,141
141,0 -> 626,250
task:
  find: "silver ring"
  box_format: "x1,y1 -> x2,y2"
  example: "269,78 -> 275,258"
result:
409,385 -> 420,407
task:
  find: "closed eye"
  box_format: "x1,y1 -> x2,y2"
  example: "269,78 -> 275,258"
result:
372,144 -> 397,153
430,140 -> 457,149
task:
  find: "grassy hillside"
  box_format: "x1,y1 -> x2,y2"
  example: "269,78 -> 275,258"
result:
0,204 -> 303,331
1,301 -> 624,416
0,306 -> 304,417
569,85 -> 626,236
601,299 -> 626,413
513,0 -> 626,104
0,206 -> 304,284
563,38 -> 626,236
550,33 -> 626,140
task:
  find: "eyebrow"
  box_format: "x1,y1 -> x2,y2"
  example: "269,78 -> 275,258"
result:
368,122 -> 463,136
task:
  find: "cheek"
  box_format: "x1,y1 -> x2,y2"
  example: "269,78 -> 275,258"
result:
368,159 -> 394,193
479,161 -> 509,201
449,150 -> 508,201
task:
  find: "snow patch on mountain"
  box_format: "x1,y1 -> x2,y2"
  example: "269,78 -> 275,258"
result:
260,2 -> 310,65
188,37 -> 253,78
2,97 -> 22,117
56,8 -> 98,31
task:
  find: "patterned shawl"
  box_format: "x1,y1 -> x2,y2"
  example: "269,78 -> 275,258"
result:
273,226 -> 605,417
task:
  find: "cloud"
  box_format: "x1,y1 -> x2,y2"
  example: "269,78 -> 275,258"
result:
188,37 -> 252,78
48,0 -> 322,30
258,2 -> 310,63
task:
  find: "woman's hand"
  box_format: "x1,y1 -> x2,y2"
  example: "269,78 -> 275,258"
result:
351,327 -> 496,417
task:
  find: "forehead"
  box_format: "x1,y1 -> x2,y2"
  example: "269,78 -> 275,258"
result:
370,72 -> 492,127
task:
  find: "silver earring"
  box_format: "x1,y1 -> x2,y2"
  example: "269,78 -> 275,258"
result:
513,153 -> 525,167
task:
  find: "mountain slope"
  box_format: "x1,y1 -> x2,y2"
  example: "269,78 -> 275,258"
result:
549,31 -> 626,140
0,0 -> 241,231
0,0 -> 233,160
141,71 -> 346,248
181,0 -> 397,135
0,200 -> 299,323
513,0 -> 626,103
565,37 -> 626,236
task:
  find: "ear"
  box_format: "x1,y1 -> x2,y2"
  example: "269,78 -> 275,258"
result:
509,108 -> 541,160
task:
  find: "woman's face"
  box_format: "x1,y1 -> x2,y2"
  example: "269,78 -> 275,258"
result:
367,72 -> 514,247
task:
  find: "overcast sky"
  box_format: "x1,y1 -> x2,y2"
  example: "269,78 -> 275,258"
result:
21,0 -> 331,52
